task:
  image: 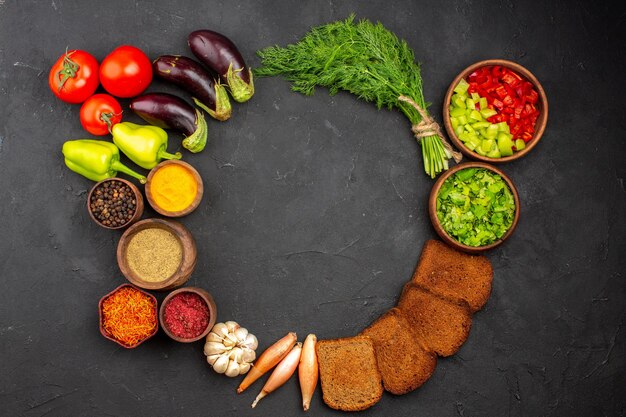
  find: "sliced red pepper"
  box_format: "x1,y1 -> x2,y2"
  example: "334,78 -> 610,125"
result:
501,69 -> 522,87
459,65 -> 540,141
524,103 -> 535,117
513,99 -> 524,119
504,83 -> 516,98
495,85 -> 507,98
488,114 -> 502,123
479,79 -> 493,90
526,89 -> 538,104
524,81 -> 533,94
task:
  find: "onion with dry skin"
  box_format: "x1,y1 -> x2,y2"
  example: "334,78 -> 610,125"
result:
237,332 -> 297,393
251,343 -> 302,408
299,334 -> 318,411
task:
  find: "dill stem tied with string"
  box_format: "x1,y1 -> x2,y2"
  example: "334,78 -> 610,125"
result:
255,15 -> 461,178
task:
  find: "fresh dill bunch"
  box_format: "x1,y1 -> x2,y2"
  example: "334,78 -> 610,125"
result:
256,15 -> 458,177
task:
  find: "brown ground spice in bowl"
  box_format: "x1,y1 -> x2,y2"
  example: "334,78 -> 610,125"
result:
125,227 -> 182,282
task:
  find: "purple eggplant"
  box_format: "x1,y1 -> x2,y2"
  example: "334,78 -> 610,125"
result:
130,93 -> 208,153
188,30 -> 254,103
153,55 -> 231,121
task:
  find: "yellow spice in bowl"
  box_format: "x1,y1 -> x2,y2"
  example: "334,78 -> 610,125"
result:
125,228 -> 182,282
150,164 -> 198,213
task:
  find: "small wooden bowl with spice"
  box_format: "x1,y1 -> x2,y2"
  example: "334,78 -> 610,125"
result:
428,162 -> 520,253
98,283 -> 158,348
145,160 -> 204,217
443,59 -> 548,163
117,218 -> 197,291
87,178 -> 144,230
159,287 -> 217,343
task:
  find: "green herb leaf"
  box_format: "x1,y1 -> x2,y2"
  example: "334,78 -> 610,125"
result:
255,15 -> 454,178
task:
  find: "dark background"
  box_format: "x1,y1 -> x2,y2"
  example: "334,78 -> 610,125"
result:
1,1 -> 624,416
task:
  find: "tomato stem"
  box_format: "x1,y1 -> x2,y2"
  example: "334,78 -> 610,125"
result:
100,110 -> 122,134
57,49 -> 80,91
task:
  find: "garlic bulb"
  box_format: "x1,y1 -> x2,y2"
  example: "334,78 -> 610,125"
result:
204,321 -> 258,377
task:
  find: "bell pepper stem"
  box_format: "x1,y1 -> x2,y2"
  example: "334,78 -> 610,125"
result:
110,160 -> 147,184
157,148 -> 182,161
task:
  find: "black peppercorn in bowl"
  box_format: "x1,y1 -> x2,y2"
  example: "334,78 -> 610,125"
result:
87,178 -> 144,230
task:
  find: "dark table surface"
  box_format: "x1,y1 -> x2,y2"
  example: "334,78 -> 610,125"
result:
1,1 -> 624,416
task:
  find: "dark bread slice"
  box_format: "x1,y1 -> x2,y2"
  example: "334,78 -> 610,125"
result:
361,308 -> 437,395
412,240 -> 493,313
398,284 -> 472,357
316,336 -> 383,411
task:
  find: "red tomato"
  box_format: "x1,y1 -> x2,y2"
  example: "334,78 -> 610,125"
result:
48,50 -> 99,104
79,94 -> 123,135
99,46 -> 153,98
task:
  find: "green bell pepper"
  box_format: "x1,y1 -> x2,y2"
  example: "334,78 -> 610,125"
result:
62,140 -> 147,183
112,122 -> 181,170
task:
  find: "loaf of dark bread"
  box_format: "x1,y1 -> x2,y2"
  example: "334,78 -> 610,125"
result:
361,308 -> 437,395
316,336 -> 383,411
398,284 -> 472,357
412,240 -> 493,313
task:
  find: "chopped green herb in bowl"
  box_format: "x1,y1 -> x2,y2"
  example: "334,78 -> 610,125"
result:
429,162 -> 519,252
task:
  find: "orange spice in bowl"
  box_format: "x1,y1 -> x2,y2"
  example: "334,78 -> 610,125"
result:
98,284 -> 158,348
146,160 -> 203,217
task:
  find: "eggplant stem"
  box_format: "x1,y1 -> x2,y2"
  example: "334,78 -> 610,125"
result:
225,64 -> 255,103
181,109 -> 209,153
193,84 -> 231,122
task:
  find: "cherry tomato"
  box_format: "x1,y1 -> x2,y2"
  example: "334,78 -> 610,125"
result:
79,94 -> 123,135
48,50 -> 99,104
99,46 -> 153,98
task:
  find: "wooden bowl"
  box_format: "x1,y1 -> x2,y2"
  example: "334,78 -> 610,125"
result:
159,287 -> 217,343
117,218 -> 197,291
443,59 -> 548,163
428,162 -> 520,253
145,160 -> 204,217
87,178 -> 144,230
98,283 -> 158,348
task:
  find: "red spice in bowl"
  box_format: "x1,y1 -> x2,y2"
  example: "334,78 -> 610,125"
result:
164,292 -> 209,338
159,287 -> 217,343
